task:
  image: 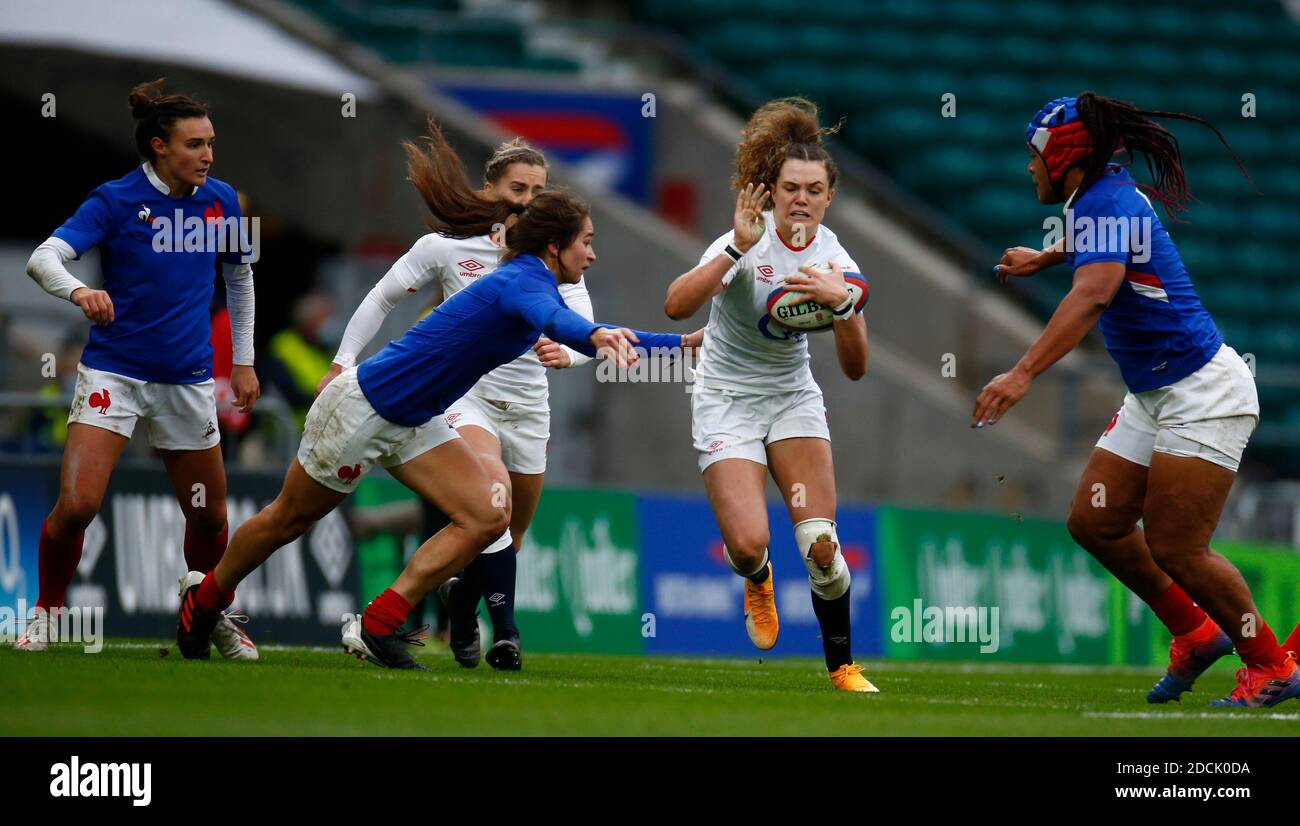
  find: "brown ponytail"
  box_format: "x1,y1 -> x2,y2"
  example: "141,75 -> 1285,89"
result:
128,78 -> 209,163
732,97 -> 842,191
405,119 -> 589,260
404,117 -> 521,238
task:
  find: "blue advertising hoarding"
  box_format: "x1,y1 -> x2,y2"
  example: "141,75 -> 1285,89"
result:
438,84 -> 653,204
637,493 -> 882,658
0,461 -> 50,635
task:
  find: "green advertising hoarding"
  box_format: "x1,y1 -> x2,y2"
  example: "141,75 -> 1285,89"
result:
876,505 -> 1153,664
516,488 -> 645,654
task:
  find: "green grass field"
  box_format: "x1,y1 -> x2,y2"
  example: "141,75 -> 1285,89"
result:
3,640 -> 1299,736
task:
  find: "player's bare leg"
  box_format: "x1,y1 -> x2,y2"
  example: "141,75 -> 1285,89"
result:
437,424 -> 512,668
508,471 -> 544,542
703,457 -> 777,649
159,446 -> 229,572
1068,448 -> 1231,701
476,468 -> 544,669
342,437 -> 508,669
18,423 -> 129,651
1067,449 -> 1170,600
1142,453 -> 1299,707
159,446 -> 256,659
769,437 -> 875,692
177,459 -> 346,659
388,434 -> 508,602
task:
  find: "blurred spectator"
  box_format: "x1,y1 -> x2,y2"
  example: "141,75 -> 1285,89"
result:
27,330 -> 84,451
263,291 -> 340,428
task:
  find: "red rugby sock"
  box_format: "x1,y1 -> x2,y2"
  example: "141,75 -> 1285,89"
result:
184,522 -> 228,574
196,572 -> 235,615
1235,623 -> 1287,670
1147,582 -> 1206,637
363,588 -> 412,637
1282,623 -> 1300,656
35,517 -> 84,611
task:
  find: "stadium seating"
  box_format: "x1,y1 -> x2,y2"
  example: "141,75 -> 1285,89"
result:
287,0 -> 581,72
640,0 -> 1300,466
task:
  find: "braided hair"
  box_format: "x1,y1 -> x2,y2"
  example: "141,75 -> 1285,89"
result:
1075,91 -> 1255,219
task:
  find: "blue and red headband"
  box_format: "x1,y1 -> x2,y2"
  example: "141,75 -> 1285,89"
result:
1026,96 -> 1094,184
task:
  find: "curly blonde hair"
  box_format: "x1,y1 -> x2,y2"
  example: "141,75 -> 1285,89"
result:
732,97 -> 842,192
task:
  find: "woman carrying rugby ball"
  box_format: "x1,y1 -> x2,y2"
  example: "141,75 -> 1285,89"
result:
663,97 -> 874,692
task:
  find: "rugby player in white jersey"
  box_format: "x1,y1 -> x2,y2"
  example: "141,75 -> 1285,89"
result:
317,133 -> 592,670
664,98 -> 876,692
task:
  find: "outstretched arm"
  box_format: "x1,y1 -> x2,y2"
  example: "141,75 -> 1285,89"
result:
972,261 -> 1125,426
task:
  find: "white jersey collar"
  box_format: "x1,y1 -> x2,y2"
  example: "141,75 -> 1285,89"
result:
142,162 -> 198,197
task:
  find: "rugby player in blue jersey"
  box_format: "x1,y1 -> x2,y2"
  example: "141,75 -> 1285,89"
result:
977,93 -> 1298,707
176,124 -> 698,667
19,79 -> 259,659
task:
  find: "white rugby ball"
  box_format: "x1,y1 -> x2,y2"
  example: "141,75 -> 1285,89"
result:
765,267 -> 868,332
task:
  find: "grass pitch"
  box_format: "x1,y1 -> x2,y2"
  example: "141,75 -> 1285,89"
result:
3,640 -> 1298,736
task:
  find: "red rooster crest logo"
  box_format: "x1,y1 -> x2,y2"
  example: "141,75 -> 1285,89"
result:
336,463 -> 362,484
88,388 -> 111,414
203,201 -> 224,223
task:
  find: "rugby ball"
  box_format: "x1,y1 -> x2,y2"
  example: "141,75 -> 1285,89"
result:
766,267 -> 868,332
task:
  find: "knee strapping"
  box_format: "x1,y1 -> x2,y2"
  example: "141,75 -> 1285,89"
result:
794,518 -> 850,600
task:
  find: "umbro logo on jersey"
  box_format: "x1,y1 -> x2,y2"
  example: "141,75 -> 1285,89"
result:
458,259 -> 486,278
756,264 -> 775,284
706,439 -> 725,454
446,412 -> 462,426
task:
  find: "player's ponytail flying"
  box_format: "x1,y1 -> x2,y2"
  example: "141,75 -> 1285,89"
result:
127,78 -> 209,163
404,117 -> 522,239
404,118 -> 589,265
732,96 -> 842,192
1071,92 -> 1255,219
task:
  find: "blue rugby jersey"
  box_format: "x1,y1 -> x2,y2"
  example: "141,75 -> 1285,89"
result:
1065,165 -> 1222,392
53,164 -> 244,384
357,254 -> 683,426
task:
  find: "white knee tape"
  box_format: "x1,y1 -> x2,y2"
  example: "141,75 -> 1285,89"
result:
794,518 -> 850,600
722,544 -> 768,577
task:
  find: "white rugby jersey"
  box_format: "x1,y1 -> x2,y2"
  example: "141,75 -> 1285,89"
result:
693,214 -> 860,394
334,232 -> 593,404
